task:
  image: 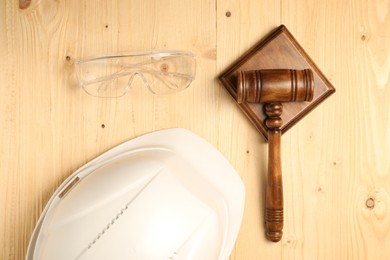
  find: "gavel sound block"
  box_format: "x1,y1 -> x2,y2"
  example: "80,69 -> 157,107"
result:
219,25 -> 335,242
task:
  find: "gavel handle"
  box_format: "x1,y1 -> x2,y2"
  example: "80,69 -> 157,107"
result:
265,129 -> 283,242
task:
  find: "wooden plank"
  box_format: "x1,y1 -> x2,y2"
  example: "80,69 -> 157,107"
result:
216,0 -> 282,259
281,0 -> 390,259
0,0 -> 216,259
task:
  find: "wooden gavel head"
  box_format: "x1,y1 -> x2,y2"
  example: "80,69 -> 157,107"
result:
236,69 -> 314,104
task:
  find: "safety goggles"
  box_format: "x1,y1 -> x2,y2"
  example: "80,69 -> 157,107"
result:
75,51 -> 196,98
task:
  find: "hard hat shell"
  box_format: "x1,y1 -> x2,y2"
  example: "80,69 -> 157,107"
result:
27,128 -> 245,260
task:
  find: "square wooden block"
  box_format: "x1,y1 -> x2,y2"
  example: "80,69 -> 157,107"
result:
219,25 -> 335,140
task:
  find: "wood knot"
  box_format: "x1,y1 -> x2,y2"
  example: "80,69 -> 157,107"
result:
160,63 -> 169,73
316,185 -> 325,194
283,236 -> 296,247
19,0 -> 31,9
366,197 -> 375,209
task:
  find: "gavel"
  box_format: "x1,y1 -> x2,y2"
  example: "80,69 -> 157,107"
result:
236,69 -> 314,242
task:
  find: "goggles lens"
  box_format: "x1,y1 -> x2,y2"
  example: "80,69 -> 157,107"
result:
75,51 -> 196,97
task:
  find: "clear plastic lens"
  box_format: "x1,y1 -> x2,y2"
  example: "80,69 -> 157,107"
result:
75,51 -> 196,97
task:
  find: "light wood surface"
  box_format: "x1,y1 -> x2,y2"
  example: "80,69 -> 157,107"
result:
1,0 -> 389,259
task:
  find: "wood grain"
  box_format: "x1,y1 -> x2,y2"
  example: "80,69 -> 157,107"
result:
0,0 -> 217,259
280,0 -> 390,259
216,1 -> 282,259
1,0 -> 390,259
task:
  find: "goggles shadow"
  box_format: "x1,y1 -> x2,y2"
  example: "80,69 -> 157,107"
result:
75,51 -> 196,98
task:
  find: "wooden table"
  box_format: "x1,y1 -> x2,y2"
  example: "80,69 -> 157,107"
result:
1,0 -> 390,259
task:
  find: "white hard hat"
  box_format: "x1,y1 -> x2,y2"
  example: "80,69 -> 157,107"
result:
27,128 -> 245,260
